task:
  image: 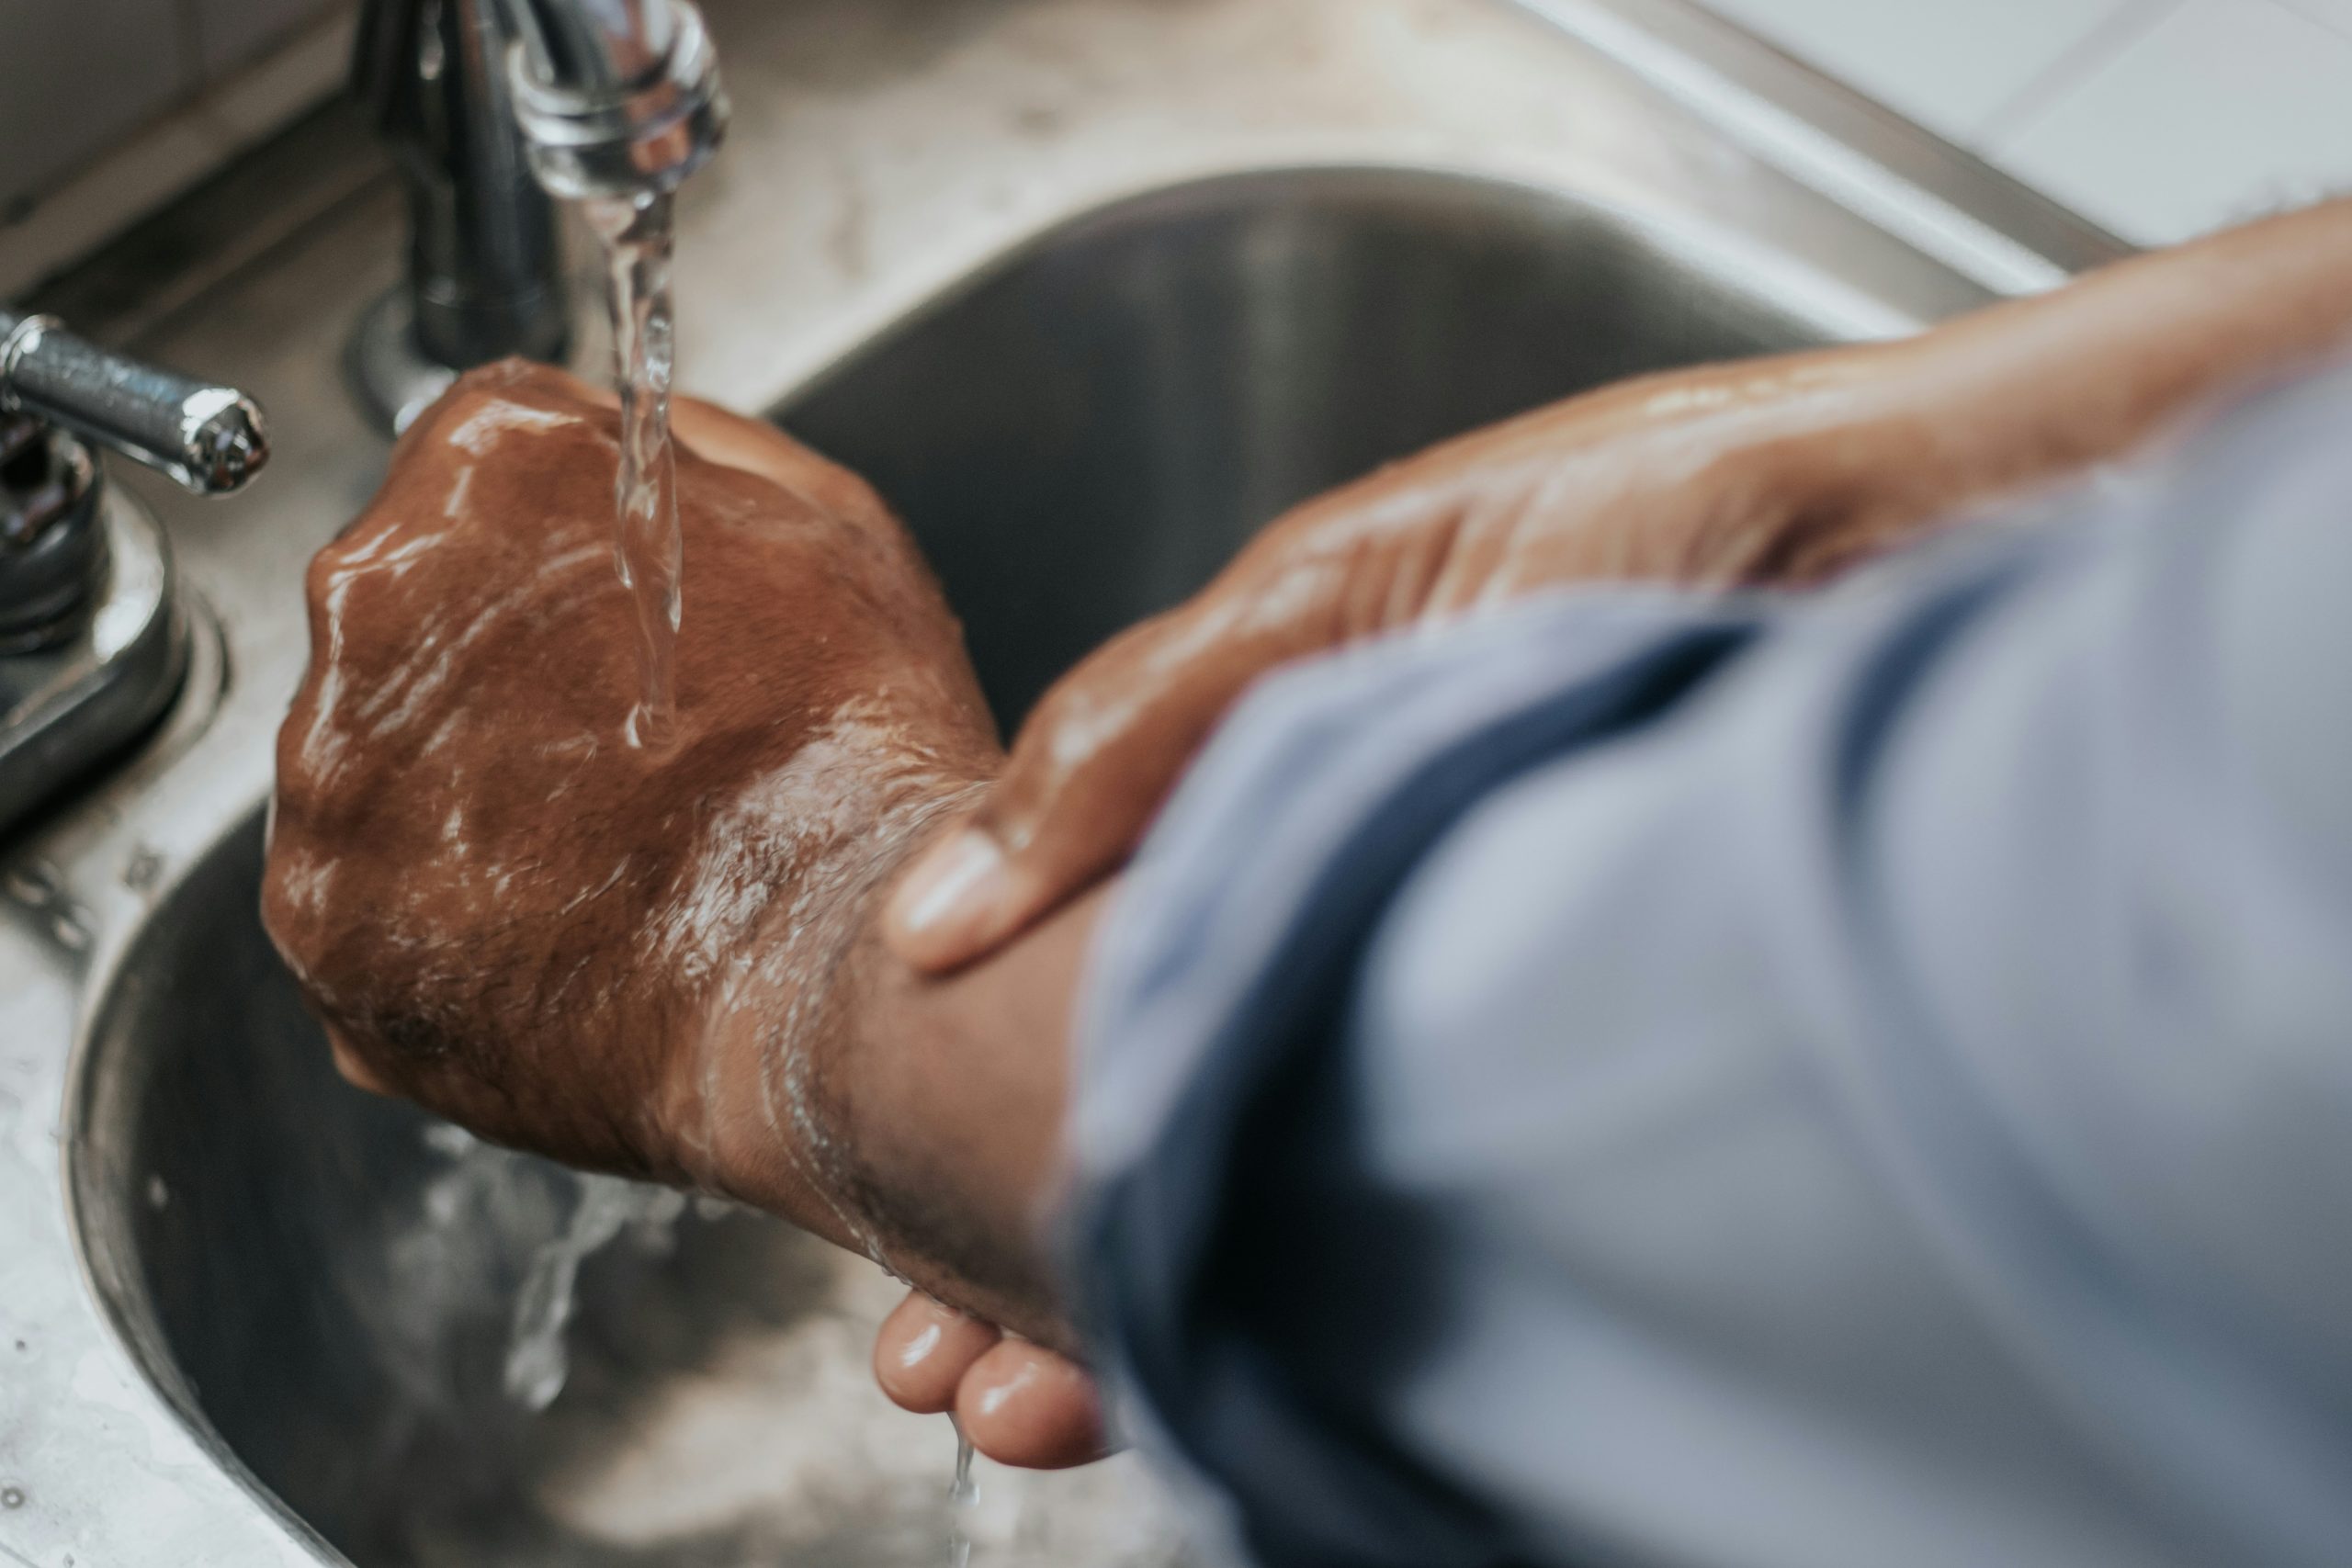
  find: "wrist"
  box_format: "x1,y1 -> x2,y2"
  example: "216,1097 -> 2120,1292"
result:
692,776 -> 1094,1348
653,735 -> 995,1240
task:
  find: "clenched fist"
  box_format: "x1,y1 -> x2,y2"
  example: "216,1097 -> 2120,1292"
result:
263,359 -> 1002,1255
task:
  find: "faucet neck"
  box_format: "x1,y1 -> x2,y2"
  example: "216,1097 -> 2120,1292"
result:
356,0 -> 570,373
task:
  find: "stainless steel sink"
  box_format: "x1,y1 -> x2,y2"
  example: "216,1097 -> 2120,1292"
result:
72,815 -> 1189,1568
783,168 -> 1834,728
64,167 -> 1858,1568
1,1 -> 2068,1563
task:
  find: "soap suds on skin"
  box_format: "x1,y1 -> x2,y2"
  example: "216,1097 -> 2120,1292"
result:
645,702 -> 980,1273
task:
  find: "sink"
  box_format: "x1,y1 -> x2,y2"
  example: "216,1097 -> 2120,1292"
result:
65,170 -> 1868,1564
783,168 -> 1836,728
73,814 -> 1189,1568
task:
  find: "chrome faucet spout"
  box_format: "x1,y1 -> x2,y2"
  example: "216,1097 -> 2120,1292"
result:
502,0 -> 729,202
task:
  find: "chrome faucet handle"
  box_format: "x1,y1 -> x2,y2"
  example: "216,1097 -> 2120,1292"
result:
0,308 -> 268,496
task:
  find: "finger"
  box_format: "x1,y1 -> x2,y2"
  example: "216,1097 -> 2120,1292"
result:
881,822 -> 1032,974
325,1027 -> 395,1098
955,1337 -> 1108,1470
873,1292 -> 1001,1415
884,620 -> 1260,973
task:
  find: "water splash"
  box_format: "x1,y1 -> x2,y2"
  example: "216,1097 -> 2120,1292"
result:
584,190 -> 682,751
948,1414 -> 979,1567
503,1175 -> 688,1410
413,1124 -> 695,1412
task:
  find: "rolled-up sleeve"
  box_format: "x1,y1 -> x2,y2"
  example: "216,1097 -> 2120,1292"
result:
1064,366 -> 2352,1568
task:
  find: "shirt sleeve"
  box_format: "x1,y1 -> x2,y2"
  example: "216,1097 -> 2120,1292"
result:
1061,364 -> 2352,1568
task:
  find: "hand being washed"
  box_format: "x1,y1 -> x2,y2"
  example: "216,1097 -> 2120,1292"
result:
264,357 -> 1006,1267
268,357 -> 1120,1469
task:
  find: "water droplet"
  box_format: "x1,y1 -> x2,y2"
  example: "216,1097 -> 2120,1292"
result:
4,861 -> 58,906
145,1176 -> 169,1210
49,907 -> 91,951
2,1486 -> 26,1508
122,847 -> 164,892
502,1174 -> 674,1410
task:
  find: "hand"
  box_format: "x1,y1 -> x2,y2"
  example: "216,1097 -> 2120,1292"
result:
263,359 -> 1002,1258
883,197 -> 2352,972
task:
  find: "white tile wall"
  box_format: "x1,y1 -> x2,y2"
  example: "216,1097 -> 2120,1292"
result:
0,0 -> 197,211
1993,0 -> 2352,243
0,0 -> 346,221
0,6 -> 353,299
1702,0 -> 2352,247
2271,0 -> 2352,39
1702,0 -> 2143,141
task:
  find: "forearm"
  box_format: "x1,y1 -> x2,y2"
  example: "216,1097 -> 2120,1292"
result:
1227,203 -> 2352,605
1804,197 -> 2352,517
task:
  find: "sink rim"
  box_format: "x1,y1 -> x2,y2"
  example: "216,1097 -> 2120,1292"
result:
757,158 -> 1928,417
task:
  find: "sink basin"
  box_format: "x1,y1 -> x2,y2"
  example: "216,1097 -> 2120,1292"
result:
784,168 -> 1837,728
66,168 -> 1854,1565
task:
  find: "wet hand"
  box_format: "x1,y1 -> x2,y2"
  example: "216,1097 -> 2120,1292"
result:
263,359 -> 1001,1240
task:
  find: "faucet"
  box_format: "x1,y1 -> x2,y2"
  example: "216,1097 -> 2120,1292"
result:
0,307 -> 268,831
347,0 -> 729,431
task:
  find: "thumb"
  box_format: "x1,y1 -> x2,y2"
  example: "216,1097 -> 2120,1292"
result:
884,611 -> 1267,972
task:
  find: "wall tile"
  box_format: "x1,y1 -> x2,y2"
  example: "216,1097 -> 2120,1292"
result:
1990,0 -> 2352,244
0,6 -> 350,299
2271,0 -> 2352,41
1700,0 -> 2142,142
192,0 -> 340,80
0,0 -> 196,212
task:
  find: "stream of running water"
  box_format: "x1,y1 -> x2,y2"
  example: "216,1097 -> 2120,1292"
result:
463,186 -> 991,1567
949,1416 -> 979,1567
584,190 -> 683,751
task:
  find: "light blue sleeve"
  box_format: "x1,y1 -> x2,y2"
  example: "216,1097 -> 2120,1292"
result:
1065,365 -> 2352,1568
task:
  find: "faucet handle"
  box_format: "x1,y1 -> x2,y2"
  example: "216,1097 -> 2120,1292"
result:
0,308 -> 268,496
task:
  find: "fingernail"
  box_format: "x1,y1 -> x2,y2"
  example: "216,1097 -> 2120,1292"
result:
890,829 -> 1006,941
